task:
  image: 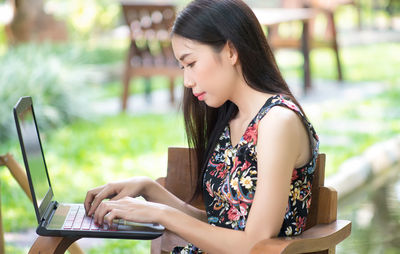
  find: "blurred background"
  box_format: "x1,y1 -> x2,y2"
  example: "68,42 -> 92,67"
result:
0,0 -> 399,253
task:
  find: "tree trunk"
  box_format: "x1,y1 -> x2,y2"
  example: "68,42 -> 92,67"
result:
6,0 -> 67,44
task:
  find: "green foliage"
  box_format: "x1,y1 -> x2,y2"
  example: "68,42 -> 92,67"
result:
1,113 -> 185,231
277,43 -> 400,82
0,42 -> 104,142
45,0 -> 121,37
88,239 -> 150,254
5,245 -> 27,254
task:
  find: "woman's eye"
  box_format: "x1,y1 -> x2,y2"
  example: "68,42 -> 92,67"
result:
179,62 -> 196,70
187,62 -> 196,68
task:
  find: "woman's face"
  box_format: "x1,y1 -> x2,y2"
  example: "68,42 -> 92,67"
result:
171,35 -> 239,108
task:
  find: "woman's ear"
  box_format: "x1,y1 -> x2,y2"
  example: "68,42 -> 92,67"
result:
225,41 -> 239,65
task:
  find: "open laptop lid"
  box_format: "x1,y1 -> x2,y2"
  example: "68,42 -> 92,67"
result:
14,96 -> 54,224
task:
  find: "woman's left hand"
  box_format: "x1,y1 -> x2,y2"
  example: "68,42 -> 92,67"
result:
93,197 -> 166,226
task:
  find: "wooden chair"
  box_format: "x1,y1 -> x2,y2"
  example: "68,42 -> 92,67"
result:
151,148 -> 352,254
0,153 -> 84,254
26,148 -> 351,253
267,0 -> 356,82
120,1 -> 181,111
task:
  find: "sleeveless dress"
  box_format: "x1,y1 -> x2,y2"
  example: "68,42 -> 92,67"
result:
172,95 -> 319,254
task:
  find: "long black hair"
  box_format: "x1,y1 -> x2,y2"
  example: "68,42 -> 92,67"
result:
172,0 -> 305,201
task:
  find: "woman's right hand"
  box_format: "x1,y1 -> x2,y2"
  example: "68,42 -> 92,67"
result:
84,176 -> 153,216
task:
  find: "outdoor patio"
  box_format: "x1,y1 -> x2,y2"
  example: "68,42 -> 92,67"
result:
1,0 -> 400,253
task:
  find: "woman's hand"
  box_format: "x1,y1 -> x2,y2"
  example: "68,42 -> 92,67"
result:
84,176 -> 153,216
93,197 -> 168,226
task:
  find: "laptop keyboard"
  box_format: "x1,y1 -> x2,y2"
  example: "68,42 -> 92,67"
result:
62,204 -> 115,231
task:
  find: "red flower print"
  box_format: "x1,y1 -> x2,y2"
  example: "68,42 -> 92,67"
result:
282,98 -> 299,111
228,207 -> 240,221
241,161 -> 251,172
306,196 -> 312,208
291,169 -> 298,181
218,169 -> 227,178
239,203 -> 248,216
230,157 -> 240,174
296,216 -> 306,229
243,124 -> 258,143
216,163 -> 224,172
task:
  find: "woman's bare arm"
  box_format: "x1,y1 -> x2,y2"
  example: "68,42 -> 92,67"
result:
96,106 -> 309,253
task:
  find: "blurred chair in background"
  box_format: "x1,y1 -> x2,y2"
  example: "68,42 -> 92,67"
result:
267,0 -> 360,82
120,1 -> 181,111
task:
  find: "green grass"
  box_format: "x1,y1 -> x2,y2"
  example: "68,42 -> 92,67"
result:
302,82 -> 400,175
1,21 -> 400,253
88,239 -> 150,254
1,113 -> 185,253
276,43 -> 400,83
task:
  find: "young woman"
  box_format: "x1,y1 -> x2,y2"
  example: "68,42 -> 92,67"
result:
84,0 -> 319,253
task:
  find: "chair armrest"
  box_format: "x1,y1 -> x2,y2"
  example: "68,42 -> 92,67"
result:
29,236 -> 82,254
250,220 -> 351,254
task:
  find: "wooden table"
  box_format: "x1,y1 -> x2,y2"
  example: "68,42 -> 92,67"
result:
253,8 -> 316,93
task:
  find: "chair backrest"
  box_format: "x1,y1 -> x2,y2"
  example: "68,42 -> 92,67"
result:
120,1 -> 178,69
305,153 -> 336,230
161,147 -> 204,210
161,148 -> 334,229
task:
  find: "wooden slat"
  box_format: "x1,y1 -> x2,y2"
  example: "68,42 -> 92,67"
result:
29,236 -> 81,254
305,153 -> 325,230
317,187 -> 338,224
165,147 -> 204,209
0,153 -> 84,254
152,151 -> 351,254
120,1 -> 181,111
0,153 -> 32,201
250,220 -> 351,254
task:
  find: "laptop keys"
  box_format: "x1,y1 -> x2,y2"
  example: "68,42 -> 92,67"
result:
62,204 -> 117,231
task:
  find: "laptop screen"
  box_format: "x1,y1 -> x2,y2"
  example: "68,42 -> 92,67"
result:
14,97 -> 53,222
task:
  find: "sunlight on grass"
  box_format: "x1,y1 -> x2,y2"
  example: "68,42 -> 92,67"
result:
1,113 -> 185,233
276,43 -> 400,82
310,84 -> 400,175
88,239 -> 150,254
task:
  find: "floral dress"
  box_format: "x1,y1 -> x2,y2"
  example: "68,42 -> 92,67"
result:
172,95 -> 319,253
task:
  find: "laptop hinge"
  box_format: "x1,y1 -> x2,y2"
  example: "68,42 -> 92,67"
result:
42,201 -> 58,224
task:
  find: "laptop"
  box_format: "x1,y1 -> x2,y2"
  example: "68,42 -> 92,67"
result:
13,96 -> 165,239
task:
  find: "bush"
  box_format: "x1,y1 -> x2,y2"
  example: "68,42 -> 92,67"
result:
0,43 -> 99,142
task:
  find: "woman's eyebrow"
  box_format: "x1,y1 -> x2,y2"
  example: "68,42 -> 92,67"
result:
179,53 -> 191,62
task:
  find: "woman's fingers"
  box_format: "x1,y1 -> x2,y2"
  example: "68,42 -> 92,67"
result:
84,187 -> 102,214
94,200 -> 115,225
104,208 -> 125,226
87,186 -> 117,216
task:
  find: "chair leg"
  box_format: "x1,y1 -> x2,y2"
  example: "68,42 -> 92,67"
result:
301,19 -> 311,92
0,153 -> 32,201
122,43 -> 134,111
327,12 -> 343,82
29,236 -> 82,254
169,77 -> 175,104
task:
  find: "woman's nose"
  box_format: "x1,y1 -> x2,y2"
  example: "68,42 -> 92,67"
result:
184,77 -> 195,88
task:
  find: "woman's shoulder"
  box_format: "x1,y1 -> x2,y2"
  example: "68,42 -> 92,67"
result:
260,101 -> 303,130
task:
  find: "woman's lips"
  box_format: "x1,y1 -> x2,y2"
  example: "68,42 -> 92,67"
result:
193,92 -> 206,101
